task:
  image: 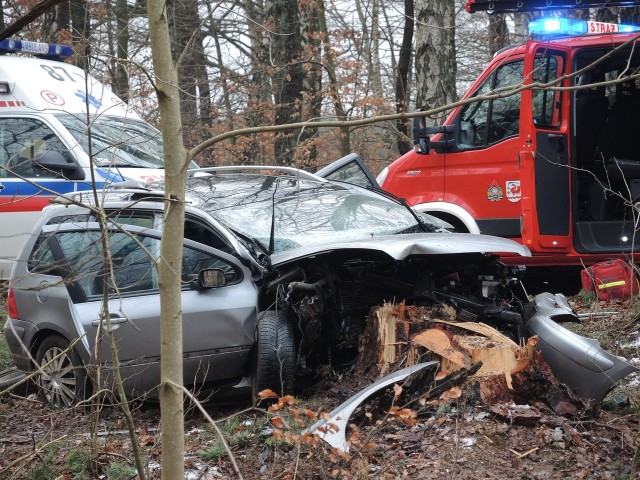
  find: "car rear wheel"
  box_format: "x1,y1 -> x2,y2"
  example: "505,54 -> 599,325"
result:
35,335 -> 86,408
253,310 -> 295,404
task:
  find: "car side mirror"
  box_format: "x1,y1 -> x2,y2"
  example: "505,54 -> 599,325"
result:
34,150 -> 85,180
192,268 -> 227,289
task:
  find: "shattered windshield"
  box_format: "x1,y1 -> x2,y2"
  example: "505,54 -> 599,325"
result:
56,114 -> 165,168
187,174 -> 421,253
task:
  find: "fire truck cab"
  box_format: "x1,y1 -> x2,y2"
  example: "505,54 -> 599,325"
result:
378,5 -> 640,267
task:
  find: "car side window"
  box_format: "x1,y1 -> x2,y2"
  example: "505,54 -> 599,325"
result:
55,230 -> 160,300
458,59 -> 523,148
184,218 -> 232,253
28,234 -> 60,274
182,245 -> 240,285
0,118 -> 71,178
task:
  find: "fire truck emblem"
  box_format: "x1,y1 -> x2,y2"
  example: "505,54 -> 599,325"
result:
506,180 -> 521,202
487,181 -> 503,202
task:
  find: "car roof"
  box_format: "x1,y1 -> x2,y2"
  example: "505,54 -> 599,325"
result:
53,166 -> 363,215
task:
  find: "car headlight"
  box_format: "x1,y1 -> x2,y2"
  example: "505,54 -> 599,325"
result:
376,167 -> 389,187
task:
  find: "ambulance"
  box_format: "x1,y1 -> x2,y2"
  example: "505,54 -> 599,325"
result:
0,39 -> 177,278
378,1 -> 640,269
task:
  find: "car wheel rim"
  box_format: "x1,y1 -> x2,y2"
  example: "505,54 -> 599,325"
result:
38,346 -> 77,408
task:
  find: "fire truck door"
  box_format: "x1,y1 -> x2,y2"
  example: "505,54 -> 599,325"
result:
535,132 -> 570,237
523,46 -> 571,250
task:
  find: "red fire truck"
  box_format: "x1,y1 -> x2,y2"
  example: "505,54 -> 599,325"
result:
378,0 -> 640,269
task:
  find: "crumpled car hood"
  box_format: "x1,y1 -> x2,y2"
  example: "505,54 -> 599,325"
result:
269,232 -> 531,266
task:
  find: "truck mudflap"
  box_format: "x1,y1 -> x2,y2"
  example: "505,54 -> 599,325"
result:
526,292 -> 638,402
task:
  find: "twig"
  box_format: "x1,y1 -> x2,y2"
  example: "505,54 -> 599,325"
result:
509,447 -> 539,458
0,435 -> 67,478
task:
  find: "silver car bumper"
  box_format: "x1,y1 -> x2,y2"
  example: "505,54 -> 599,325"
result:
526,292 -> 637,402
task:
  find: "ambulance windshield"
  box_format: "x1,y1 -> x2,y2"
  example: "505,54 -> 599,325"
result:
57,114 -> 165,168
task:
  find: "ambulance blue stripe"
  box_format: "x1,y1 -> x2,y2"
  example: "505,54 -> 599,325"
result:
95,168 -> 126,183
0,180 -> 107,196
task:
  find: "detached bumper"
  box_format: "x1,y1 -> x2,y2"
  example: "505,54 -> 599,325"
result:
526,292 -> 637,402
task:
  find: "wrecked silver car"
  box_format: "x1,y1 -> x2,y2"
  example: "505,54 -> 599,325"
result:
4,156 -> 634,408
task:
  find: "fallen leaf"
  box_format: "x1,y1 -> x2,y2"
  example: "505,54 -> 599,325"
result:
440,386 -> 462,400
393,383 -> 403,400
258,389 -> 279,399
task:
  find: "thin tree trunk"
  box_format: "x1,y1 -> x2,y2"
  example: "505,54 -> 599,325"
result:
114,0 -> 130,102
212,23 -> 235,150
147,0 -> 188,477
396,0 -> 414,154
168,0 -> 212,146
316,0 -> 350,156
513,13 -> 530,45
299,2 -> 322,166
269,0 -> 305,165
488,13 -> 509,56
242,0 -> 272,165
370,0 -> 383,101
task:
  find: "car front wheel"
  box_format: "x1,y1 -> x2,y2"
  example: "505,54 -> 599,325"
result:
35,335 -> 86,408
253,310 -> 295,404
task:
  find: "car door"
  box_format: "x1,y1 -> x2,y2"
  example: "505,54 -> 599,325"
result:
316,153 -> 380,189
44,222 -> 257,396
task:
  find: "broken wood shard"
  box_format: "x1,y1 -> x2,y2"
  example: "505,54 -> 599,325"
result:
356,302 -> 584,413
412,328 -> 471,370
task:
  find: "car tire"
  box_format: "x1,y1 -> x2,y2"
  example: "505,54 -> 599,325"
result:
253,310 -> 295,404
35,335 -> 86,408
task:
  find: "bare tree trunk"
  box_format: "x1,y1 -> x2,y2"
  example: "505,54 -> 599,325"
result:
147,0 -> 188,477
415,0 -> 456,126
488,13 -> 509,56
317,0 -> 350,156
42,1 -> 69,43
513,13 -> 530,45
396,0 -> 414,155
243,0 -> 272,165
370,0 -> 383,101
168,0 -> 212,147
299,2 -> 322,166
114,0 -> 130,103
71,0 -> 89,69
212,22 -> 235,152
269,0 -> 305,165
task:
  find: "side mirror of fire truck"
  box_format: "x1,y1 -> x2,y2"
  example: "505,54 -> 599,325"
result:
412,116 -> 456,155
33,150 -> 85,181
412,116 -> 430,154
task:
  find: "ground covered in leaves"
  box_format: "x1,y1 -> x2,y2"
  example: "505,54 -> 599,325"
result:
2,294 -> 640,479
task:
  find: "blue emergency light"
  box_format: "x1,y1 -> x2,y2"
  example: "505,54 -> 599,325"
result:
0,39 -> 73,59
529,17 -> 640,37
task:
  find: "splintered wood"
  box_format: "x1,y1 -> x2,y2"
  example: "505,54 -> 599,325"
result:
355,302 -> 583,413
356,301 -> 558,406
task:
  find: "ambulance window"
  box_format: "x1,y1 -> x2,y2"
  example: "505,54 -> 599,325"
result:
0,118 -> 70,178
458,59 -> 523,148
532,53 -> 562,129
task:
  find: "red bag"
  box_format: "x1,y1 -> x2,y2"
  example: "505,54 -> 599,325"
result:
581,259 -> 640,300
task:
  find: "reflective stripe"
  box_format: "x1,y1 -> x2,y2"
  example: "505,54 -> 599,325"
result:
598,280 -> 626,289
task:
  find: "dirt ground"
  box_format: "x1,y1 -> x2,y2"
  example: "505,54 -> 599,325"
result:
2,294 -> 640,479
